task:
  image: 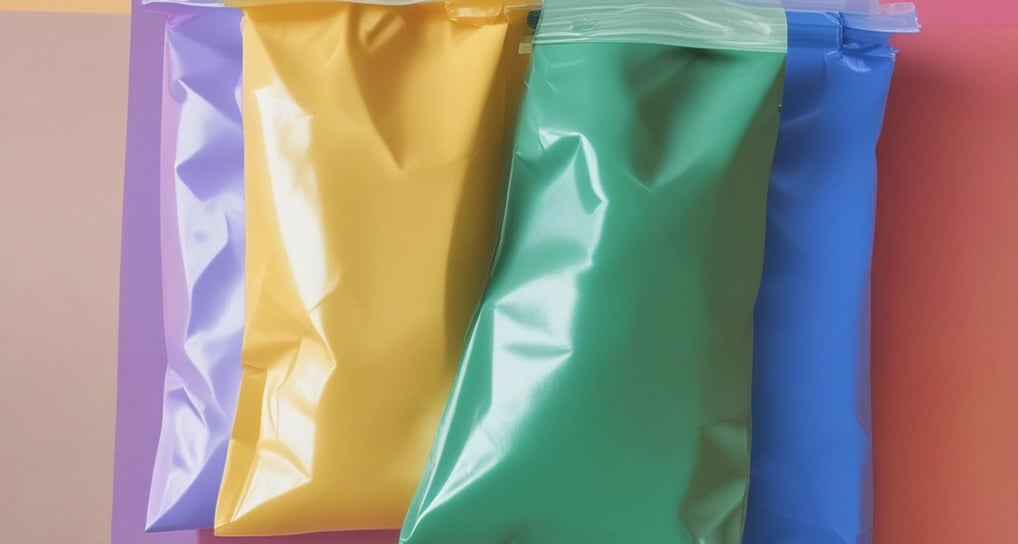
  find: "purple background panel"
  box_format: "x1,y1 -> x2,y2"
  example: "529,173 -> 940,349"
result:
111,1 -> 196,543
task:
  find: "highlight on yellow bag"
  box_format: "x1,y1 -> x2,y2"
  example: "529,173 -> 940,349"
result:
213,0 -> 532,536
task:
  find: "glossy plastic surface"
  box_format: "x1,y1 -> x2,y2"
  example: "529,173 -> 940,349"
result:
399,9 -> 786,543
212,3 -> 529,536
146,6 -> 244,533
743,11 -> 896,544
534,0 -> 787,52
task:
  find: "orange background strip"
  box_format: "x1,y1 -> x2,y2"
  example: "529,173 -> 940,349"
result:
0,0 -> 129,14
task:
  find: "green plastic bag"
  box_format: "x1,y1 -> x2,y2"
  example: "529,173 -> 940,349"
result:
400,1 -> 787,543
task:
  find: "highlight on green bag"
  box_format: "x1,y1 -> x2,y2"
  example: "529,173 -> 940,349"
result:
398,0 -> 787,543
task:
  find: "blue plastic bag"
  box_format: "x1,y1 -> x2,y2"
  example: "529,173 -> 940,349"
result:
745,8 -> 918,544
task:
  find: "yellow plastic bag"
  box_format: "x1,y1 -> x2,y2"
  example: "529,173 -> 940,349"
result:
214,1 -> 530,536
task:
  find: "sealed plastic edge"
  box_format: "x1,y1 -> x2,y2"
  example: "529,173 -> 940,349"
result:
842,2 -> 919,33
768,0 -> 879,13
142,0 -> 916,35
534,0 -> 787,53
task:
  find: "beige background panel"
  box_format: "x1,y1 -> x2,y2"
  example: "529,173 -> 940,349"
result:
0,0 -> 129,14
0,12 -> 129,544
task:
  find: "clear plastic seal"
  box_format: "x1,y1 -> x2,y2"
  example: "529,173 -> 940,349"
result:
533,0 -> 787,53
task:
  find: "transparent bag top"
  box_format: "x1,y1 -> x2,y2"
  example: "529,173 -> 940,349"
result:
140,0 -> 918,44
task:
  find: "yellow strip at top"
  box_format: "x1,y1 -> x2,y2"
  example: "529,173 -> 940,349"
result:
0,0 -> 129,14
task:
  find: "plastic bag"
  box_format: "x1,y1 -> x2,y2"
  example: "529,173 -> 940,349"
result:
212,2 -> 531,536
744,7 -> 917,544
398,1 -> 787,542
145,4 -> 245,533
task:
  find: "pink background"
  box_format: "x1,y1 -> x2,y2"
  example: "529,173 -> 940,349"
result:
873,0 -> 1018,542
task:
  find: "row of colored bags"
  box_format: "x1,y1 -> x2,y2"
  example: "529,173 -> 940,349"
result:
136,0 -> 919,542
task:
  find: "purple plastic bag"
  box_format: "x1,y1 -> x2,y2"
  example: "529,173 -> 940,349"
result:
111,0 -> 242,538
146,4 -> 245,533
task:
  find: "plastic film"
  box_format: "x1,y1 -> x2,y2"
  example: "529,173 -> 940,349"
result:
146,5 -> 245,533
744,10 -> 901,544
399,0 -> 787,542
212,2 -> 530,536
